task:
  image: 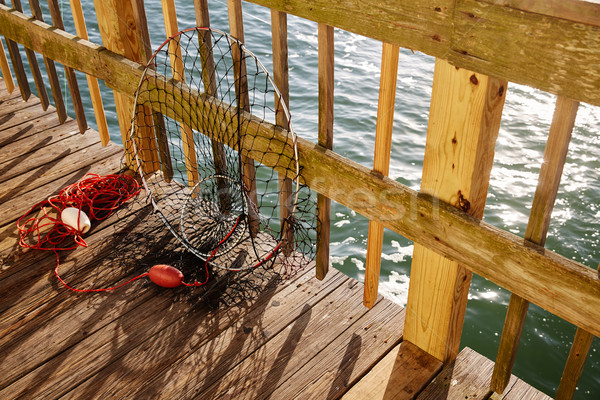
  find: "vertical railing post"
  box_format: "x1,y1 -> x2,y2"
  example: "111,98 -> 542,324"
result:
29,0 -> 67,123
160,0 -> 200,188
491,96 -> 580,394
404,59 -> 507,362
227,0 -> 259,236
11,0 -> 49,110
0,0 -> 30,100
93,0 -> 159,174
556,326 -> 595,400
363,41 -> 399,308
271,9 -> 294,255
47,0 -> 88,134
0,37 -> 15,93
315,22 -> 334,280
69,0 -> 110,145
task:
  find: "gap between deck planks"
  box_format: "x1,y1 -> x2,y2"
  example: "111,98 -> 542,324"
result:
0,78 -> 553,400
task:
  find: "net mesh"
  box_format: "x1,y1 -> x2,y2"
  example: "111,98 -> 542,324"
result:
124,27 -> 316,278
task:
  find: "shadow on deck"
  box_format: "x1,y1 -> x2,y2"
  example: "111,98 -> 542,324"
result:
0,79 -> 551,399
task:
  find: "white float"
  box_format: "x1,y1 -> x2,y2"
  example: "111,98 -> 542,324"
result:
61,207 -> 91,234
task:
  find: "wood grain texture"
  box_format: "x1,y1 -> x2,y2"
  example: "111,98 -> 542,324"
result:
47,0 -> 87,133
491,96 -> 579,394
488,0 -> 600,26
69,0 -> 109,144
405,59 -> 506,362
243,0 -> 600,106
93,0 -> 158,171
0,38 -> 14,93
0,0 -> 29,100
11,0 -> 48,110
364,42 -> 399,308
555,328 -> 594,400
343,341 -> 442,400
63,269 -> 348,399
271,9 -> 294,255
27,0 -> 67,123
315,22 -> 334,280
228,0 -> 260,235
1,12 -> 599,338
417,347 -> 554,400
160,0 -> 199,187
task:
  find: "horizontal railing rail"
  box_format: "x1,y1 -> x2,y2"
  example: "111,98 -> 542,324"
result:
244,0 -> 600,107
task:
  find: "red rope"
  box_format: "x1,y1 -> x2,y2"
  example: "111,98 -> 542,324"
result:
17,174 -> 275,292
182,214 -> 244,287
17,173 -> 142,292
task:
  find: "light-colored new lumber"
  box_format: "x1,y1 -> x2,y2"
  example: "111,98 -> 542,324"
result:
92,0 -> 159,173
363,42 -> 399,308
404,59 -> 507,362
315,22 -> 334,280
2,9 -> 600,339
491,96 -> 579,394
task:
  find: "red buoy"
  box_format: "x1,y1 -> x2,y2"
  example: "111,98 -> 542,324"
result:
148,264 -> 184,288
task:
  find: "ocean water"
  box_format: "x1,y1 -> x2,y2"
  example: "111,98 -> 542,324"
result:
9,0 -> 599,397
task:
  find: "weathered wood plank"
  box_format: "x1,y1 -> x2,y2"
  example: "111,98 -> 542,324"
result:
243,0 -> 600,106
0,110 -> 61,146
228,0 -> 260,235
272,298 -> 406,399
487,0 -> 600,27
555,328 -> 595,400
364,42 -> 399,308
0,9 -> 30,101
130,277 -> 374,399
47,0 -> 87,133
1,6 -> 599,338
45,267 -> 346,399
0,39 -> 15,93
0,119 -> 82,164
0,197 -> 158,353
160,0 -> 199,185
0,150 -> 122,230
28,0 -> 68,123
500,379 -> 553,400
0,124 -> 104,185
0,95 -> 44,119
418,347 -> 506,399
271,8 -> 294,255
69,0 -> 110,143
315,22 -> 334,280
343,341 -> 442,400
0,76 -> 18,98
491,96 -> 579,393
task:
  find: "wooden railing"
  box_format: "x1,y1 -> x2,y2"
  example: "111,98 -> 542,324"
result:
0,1 -> 599,398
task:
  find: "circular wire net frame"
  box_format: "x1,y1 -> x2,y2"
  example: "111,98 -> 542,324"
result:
125,27 -> 316,274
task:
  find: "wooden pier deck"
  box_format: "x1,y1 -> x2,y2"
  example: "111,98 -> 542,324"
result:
0,79 -> 551,399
